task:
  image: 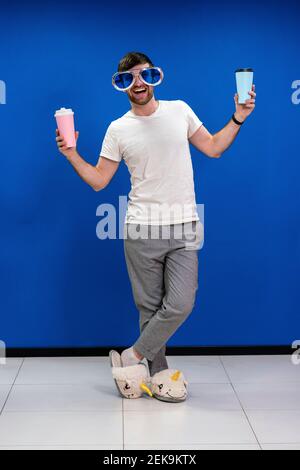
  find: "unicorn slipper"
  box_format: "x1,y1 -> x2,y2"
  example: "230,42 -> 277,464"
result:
150,369 -> 188,403
109,350 -> 152,399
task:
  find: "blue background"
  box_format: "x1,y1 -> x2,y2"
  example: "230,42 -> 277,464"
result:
0,0 -> 299,348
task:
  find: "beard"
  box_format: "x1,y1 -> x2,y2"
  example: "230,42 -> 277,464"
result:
127,86 -> 154,106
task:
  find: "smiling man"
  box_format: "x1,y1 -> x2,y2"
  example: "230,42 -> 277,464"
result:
56,51 -> 256,402
123,68 -> 158,105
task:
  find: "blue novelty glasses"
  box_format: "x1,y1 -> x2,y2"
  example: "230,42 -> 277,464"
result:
112,67 -> 163,91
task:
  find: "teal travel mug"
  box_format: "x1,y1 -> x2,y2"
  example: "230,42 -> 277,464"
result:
235,68 -> 254,104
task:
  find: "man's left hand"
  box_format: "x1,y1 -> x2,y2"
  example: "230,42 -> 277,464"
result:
234,84 -> 256,122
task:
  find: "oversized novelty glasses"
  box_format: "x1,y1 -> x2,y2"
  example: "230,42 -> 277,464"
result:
112,67 -> 163,91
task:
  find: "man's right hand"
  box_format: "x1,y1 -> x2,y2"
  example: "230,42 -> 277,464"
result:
56,129 -> 79,159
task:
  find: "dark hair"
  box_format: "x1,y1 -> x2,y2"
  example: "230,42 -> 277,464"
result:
118,51 -> 154,72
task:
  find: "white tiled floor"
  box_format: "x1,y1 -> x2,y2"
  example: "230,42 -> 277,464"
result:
0,355 -> 299,450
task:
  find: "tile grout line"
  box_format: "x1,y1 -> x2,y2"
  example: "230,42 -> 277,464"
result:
218,356 -> 262,450
0,358 -> 25,416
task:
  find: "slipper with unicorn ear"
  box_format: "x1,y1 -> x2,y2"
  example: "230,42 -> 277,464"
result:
109,350 -> 153,399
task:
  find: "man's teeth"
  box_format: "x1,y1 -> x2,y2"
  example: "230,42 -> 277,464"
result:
134,88 -> 146,93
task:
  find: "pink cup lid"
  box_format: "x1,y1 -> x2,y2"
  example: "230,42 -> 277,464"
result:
54,107 -> 74,117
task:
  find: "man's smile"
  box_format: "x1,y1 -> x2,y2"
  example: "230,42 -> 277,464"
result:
132,87 -> 148,99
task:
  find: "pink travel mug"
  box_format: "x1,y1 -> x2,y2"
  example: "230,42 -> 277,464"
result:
54,107 -> 76,148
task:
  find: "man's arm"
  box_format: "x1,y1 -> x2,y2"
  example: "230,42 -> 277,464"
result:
67,151 -> 120,191
189,118 -> 243,158
189,85 -> 256,158
56,129 -> 119,191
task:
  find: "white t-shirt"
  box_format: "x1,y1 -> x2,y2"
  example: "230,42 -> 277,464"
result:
99,99 -> 203,225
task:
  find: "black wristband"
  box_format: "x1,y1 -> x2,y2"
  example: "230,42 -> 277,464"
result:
232,113 -> 244,125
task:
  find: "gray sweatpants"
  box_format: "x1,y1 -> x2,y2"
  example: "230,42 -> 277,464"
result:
123,220 -> 203,375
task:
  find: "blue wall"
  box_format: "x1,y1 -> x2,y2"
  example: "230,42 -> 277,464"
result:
0,0 -> 299,348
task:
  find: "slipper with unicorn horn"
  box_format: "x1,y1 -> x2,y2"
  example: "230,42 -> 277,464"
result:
150,368 -> 189,403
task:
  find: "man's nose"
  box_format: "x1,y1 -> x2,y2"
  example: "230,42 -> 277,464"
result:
134,74 -> 144,86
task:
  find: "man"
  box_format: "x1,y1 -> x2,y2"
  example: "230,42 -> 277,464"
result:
56,51 -> 256,402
